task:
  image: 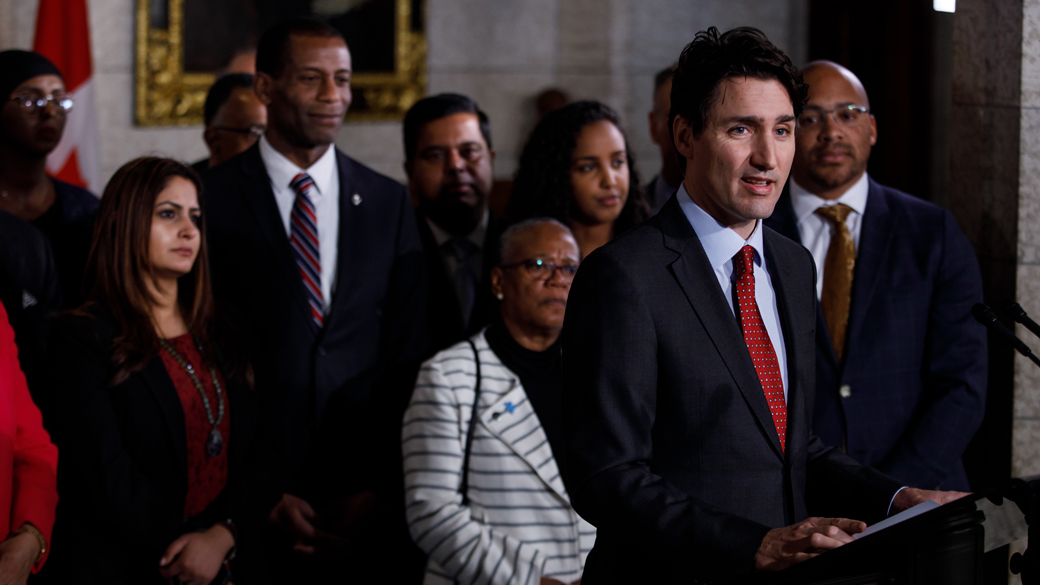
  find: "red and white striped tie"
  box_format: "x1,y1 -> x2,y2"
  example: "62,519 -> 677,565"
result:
289,173 -> 323,327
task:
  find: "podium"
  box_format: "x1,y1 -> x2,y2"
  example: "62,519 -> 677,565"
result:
730,477 -> 1040,585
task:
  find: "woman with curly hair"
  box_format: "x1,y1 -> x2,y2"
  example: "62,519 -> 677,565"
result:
508,100 -> 649,258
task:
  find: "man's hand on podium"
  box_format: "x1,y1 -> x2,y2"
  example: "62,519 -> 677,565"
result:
754,517 -> 867,572
890,487 -> 970,513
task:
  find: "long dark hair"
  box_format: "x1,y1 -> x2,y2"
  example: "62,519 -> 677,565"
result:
84,157 -> 235,386
508,100 -> 649,234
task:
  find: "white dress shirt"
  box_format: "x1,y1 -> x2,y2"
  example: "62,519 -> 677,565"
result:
677,183 -> 789,399
789,172 -> 870,300
259,136 -> 340,310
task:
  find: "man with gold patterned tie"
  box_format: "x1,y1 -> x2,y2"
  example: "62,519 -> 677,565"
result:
765,61 -> 986,491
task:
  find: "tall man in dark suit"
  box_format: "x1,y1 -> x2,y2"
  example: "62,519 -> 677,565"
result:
403,94 -> 503,356
765,61 -> 986,491
202,18 -> 426,581
562,27 -> 963,584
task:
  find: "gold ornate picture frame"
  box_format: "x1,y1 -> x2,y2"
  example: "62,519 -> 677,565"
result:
134,0 -> 426,126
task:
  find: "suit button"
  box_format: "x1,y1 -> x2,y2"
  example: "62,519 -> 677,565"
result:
317,347 -> 327,357
839,384 -> 852,398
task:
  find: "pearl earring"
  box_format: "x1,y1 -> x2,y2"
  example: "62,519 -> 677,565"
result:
495,292 -> 504,300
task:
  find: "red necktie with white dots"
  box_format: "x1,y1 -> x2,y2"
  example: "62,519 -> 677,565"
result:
733,244 -> 787,452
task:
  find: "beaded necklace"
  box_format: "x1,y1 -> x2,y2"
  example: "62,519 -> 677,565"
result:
159,337 -> 225,458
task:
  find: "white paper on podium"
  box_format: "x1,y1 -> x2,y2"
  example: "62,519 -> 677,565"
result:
852,499 -> 941,540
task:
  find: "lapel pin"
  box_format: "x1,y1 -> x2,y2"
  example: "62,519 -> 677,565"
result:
490,401 -> 517,420
351,193 -> 362,206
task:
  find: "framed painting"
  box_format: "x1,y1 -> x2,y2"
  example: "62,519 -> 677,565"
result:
134,0 -> 426,126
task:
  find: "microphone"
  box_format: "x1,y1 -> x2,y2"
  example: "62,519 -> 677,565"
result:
1000,299 -> 1040,340
972,303 -> 1040,368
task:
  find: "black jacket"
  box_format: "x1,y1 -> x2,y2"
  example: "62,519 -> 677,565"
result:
0,211 -> 60,409
201,143 -> 427,504
416,209 -> 503,357
562,196 -> 904,583
44,305 -> 261,584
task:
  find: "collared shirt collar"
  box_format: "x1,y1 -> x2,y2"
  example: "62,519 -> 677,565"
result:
789,172 -> 869,223
676,182 -> 766,273
425,207 -> 490,250
258,135 -> 338,200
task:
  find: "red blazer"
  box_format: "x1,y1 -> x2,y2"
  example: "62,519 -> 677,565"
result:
0,301 -> 58,571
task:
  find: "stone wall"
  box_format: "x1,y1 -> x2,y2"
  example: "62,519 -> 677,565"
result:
0,0 -> 808,188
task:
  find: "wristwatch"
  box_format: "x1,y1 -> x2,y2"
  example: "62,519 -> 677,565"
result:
13,523 -> 46,562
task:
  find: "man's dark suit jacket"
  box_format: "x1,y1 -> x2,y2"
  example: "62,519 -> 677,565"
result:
43,305 -> 261,584
416,209 -> 503,356
765,179 -> 987,491
562,195 -> 904,583
202,143 -> 427,507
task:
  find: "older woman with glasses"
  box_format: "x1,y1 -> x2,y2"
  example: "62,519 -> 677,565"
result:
403,218 -> 594,585
0,50 -> 99,311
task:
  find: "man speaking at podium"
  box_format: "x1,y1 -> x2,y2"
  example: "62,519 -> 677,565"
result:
561,27 -> 965,583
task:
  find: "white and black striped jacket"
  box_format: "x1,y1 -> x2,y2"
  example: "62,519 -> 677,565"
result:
403,332 -> 595,584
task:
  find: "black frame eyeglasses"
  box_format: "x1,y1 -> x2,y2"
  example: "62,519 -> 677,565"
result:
796,104 -> 870,129
9,91 -> 74,114
212,124 -> 265,138
500,258 -> 579,280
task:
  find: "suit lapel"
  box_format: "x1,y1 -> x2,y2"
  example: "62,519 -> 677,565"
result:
763,230 -> 811,463
844,180 -> 896,362
658,199 -> 785,460
479,383 -> 570,501
239,147 -> 316,333
141,356 -> 188,471
323,152 -> 355,330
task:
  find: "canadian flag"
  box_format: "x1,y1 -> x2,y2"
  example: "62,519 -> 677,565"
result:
33,0 -> 102,195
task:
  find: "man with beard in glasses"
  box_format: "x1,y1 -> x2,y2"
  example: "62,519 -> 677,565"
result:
766,61 -> 986,492
404,93 -> 504,356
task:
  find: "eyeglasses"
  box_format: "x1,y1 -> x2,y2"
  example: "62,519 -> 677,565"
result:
9,91 -> 74,114
500,258 -> 579,280
796,104 -> 870,129
212,124 -> 265,138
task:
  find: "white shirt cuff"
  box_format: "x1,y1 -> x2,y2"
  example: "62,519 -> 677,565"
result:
888,486 -> 909,516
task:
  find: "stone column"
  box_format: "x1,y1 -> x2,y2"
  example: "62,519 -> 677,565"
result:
1014,0 -> 1040,480
953,0 -> 1040,582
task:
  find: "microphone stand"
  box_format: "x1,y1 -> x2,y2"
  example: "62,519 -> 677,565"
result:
973,303 -> 1040,368
1002,300 -> 1040,340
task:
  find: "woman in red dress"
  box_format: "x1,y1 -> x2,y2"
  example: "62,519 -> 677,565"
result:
0,301 -> 58,584
46,157 -> 264,584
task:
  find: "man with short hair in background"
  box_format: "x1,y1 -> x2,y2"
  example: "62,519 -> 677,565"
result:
403,93 -> 504,356
192,73 -> 266,173
645,64 -> 682,215
765,61 -> 986,491
203,17 -> 426,582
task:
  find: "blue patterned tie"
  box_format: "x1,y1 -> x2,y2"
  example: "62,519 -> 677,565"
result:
290,173 -> 323,327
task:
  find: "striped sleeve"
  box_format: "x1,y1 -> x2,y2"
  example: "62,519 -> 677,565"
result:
403,349 -> 544,585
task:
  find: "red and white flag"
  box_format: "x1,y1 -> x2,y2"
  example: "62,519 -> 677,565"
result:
33,0 -> 102,194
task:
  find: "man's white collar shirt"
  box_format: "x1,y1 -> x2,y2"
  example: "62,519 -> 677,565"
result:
677,183 -> 789,399
259,135 -> 340,311
789,172 -> 869,300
